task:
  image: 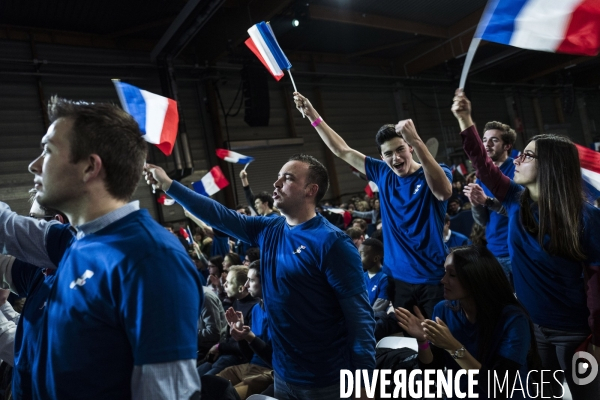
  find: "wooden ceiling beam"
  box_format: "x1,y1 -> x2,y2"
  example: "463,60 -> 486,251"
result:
396,8 -> 484,76
309,5 -> 448,38
517,55 -> 596,82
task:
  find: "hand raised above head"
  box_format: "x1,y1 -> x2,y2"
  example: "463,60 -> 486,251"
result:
293,92 -> 319,120
394,119 -> 420,146
451,89 -> 472,121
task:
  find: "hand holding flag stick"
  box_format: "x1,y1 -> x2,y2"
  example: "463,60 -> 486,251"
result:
245,21 -> 304,117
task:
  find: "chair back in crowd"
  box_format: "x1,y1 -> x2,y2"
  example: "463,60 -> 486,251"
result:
376,336 -> 419,353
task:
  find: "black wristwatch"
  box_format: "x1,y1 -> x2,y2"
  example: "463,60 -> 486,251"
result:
451,346 -> 466,359
484,197 -> 495,208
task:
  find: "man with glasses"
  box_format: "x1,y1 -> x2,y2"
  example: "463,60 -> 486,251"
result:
463,121 -> 517,284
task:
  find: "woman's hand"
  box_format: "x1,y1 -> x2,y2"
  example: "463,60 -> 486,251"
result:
422,317 -> 463,352
395,306 -> 427,342
293,92 -> 320,121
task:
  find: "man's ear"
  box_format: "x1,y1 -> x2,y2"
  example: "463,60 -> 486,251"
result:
82,154 -> 103,183
306,183 -> 319,198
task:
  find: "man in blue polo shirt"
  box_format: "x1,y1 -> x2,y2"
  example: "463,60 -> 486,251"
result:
0,98 -> 202,399
293,92 -> 453,321
145,153 -> 375,400
463,121 -> 516,283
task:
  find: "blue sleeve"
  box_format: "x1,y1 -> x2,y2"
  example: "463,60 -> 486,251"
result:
496,310 -> 531,366
121,251 -> 203,365
45,224 -> 74,267
323,236 -> 367,299
167,181 -> 270,247
378,275 -> 389,300
325,236 -> 376,371
500,181 -> 524,212
10,259 -> 43,297
364,157 -> 385,184
339,293 -> 376,372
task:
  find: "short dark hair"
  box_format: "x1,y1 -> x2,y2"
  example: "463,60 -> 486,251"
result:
288,154 -> 329,204
224,252 -> 242,265
483,121 -> 517,151
352,218 -> 367,232
375,124 -> 406,154
254,192 -> 274,208
248,260 -> 261,281
362,238 -> 383,258
245,247 -> 260,263
235,204 -> 251,214
208,256 -> 223,274
448,196 -> 462,206
48,97 -> 147,201
346,227 -> 364,240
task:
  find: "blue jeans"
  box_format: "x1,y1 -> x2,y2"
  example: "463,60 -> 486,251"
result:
496,255 -> 513,287
534,324 -> 600,400
197,355 -> 243,376
274,373 -> 340,400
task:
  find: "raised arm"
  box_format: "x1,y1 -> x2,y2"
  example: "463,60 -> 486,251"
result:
396,120 -> 452,201
294,92 -> 367,174
451,90 -> 511,202
144,164 -> 260,246
0,202 -> 55,269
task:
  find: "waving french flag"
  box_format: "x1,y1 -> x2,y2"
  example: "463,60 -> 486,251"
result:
245,22 -> 292,81
477,0 -> 600,56
216,149 -> 254,164
365,181 -> 379,198
113,80 -> 179,156
192,166 -> 229,197
576,144 -> 600,201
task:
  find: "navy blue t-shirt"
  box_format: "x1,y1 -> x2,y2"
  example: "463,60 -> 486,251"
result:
476,158 -> 515,257
503,182 -> 600,331
32,209 -> 202,400
11,223 -> 73,400
364,157 -> 452,284
168,181 -> 376,388
433,301 -> 530,399
365,270 -> 388,306
249,302 -> 271,368
447,231 -> 469,249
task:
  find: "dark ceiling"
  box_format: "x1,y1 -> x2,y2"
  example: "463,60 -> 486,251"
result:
1,0 -> 598,87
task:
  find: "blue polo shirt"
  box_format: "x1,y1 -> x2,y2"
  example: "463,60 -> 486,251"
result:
168,181 -> 376,388
365,157 -> 452,284
433,301 -> 531,399
249,302 -> 271,368
503,182 -> 600,331
476,158 -> 515,257
364,270 -> 388,306
447,231 -> 469,249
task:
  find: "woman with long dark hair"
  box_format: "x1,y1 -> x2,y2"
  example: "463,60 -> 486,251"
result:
397,246 -> 538,399
451,89 -> 600,399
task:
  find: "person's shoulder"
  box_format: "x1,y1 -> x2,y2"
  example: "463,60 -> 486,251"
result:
500,304 -> 530,327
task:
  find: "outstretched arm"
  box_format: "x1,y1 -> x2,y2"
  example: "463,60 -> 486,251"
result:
294,92 -> 367,174
396,120 -> 452,201
144,164 -> 260,246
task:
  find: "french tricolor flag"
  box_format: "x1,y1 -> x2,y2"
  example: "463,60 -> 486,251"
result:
365,181 -> 379,198
216,149 -> 254,164
113,80 -> 179,156
576,144 -> 600,201
477,0 -> 600,56
245,22 -> 292,82
192,166 -> 229,197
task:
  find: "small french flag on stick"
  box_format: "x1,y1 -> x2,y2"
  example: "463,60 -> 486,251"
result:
216,149 -> 254,164
113,80 -> 179,156
365,181 -> 379,198
192,166 -> 229,197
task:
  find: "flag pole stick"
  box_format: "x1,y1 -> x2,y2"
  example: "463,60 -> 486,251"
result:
288,69 -> 305,118
243,162 -> 251,172
459,38 -> 481,89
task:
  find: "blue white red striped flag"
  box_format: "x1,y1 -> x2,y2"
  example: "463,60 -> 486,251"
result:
245,22 -> 292,81
365,181 -> 379,198
476,0 -> 600,56
192,166 -> 229,197
113,80 -> 179,156
216,149 -> 254,164
576,144 -> 600,201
